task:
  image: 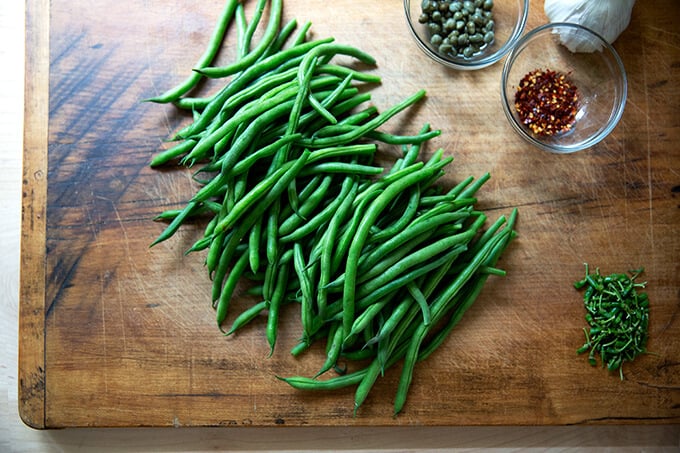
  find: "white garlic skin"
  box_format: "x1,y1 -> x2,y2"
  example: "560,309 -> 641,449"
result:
544,0 -> 635,52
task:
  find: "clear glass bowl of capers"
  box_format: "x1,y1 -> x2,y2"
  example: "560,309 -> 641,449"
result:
404,0 -> 529,70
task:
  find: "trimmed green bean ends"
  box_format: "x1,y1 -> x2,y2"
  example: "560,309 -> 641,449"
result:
419,0 -> 495,59
574,264 -> 651,380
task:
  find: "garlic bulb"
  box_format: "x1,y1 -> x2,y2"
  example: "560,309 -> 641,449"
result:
544,0 -> 635,52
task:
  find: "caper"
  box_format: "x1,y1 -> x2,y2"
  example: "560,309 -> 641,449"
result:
466,21 -> 476,34
439,43 -> 453,55
428,22 -> 441,35
419,0 -> 494,59
422,0 -> 437,13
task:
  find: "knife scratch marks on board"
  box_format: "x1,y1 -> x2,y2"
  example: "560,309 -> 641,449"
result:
99,267 -> 109,395
642,41 -> 656,257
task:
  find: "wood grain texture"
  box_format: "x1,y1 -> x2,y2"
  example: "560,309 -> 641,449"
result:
20,0 -> 680,428
18,0 -> 50,430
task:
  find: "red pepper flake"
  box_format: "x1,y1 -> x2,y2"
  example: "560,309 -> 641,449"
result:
514,68 -> 579,137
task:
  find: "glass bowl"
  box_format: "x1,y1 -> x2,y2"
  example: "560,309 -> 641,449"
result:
501,22 -> 628,153
404,0 -> 529,70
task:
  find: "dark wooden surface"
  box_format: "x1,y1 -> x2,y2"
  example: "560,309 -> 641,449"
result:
20,0 -> 680,428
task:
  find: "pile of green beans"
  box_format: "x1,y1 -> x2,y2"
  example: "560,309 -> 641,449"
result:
147,0 -> 517,416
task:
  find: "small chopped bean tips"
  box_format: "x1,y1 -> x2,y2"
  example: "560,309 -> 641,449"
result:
574,264 -> 651,380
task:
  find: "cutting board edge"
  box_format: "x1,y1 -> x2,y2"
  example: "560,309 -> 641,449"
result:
18,0 -> 49,430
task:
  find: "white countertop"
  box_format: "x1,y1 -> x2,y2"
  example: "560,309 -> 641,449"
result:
1,1 -> 677,451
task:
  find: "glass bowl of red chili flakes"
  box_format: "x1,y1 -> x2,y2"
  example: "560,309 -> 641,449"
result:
404,0 -> 529,70
501,22 -> 627,153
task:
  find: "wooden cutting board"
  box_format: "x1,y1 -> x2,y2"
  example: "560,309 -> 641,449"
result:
20,0 -> 680,428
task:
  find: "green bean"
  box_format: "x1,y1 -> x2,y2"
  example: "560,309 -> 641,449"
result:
295,43 -> 377,87
290,20 -> 312,46
263,17 -> 299,59
314,125 -> 441,146
153,200 -> 221,221
299,162 -> 384,177
150,139 -> 197,167
182,38 -> 334,139
330,187 -> 382,276
228,133 -> 302,176
266,255 -> 291,355
299,90 -> 426,148
277,368 -> 367,391
457,172 -> 491,199
293,242 -> 315,342
369,185 -> 420,243
143,0 -> 239,103
406,282 -> 431,326
279,175 -> 333,235
234,3 -> 248,59
316,64 -> 381,84
325,227 -> 437,292
248,217 -> 263,274
240,0 -> 267,57
221,66 -> 299,112
315,322 -> 344,378
277,174 -> 323,222
185,76 -> 342,165
306,144 -> 377,165
224,300 -> 268,335
280,175 -> 355,243
197,0 -> 283,79
272,58 -> 319,166
393,216 -> 516,415
354,245 -> 468,314
346,296 -> 391,341
353,359 -> 382,416
266,201 -> 280,265
216,247 -> 251,327
212,151 -> 312,302
308,72 -> 356,126
317,180 -> 359,319
146,4 -> 522,416
151,200 -> 200,246
341,160 -> 449,337
307,90 -> 338,125
365,296 -> 413,350
352,162 -> 423,206
211,161 -> 297,237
